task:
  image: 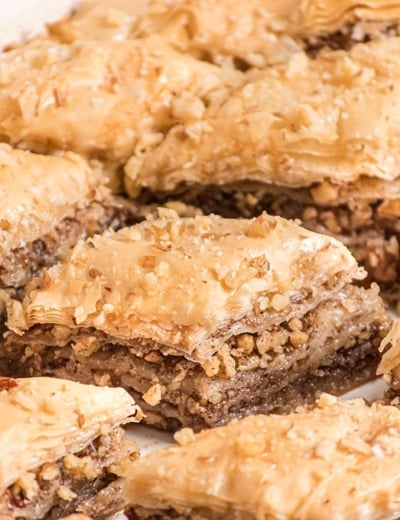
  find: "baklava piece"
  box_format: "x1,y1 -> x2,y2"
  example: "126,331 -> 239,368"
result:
0,376 -> 142,519
125,37 -> 400,299
124,395 -> 400,520
0,35 -> 241,186
2,212 -> 391,431
49,0 -> 400,68
0,144 -> 133,296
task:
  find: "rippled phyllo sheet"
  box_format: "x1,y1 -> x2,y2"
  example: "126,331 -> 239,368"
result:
0,36 -> 241,167
125,36 -> 400,193
124,395 -> 400,520
0,377 -> 142,520
1,213 -> 391,430
50,0 -> 400,68
124,37 -> 400,298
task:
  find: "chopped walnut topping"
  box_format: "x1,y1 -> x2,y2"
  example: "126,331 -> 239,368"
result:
236,433 -> 264,457
236,334 -> 255,355
13,472 -> 39,501
217,344 -> 237,378
201,356 -> 221,377
174,427 -> 196,447
57,485 -> 77,501
39,463 -> 60,481
143,383 -> 163,406
289,330 -> 309,347
93,372 -> 111,386
270,293 -> 290,311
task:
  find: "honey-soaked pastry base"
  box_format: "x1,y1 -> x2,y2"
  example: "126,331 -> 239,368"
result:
0,428 -> 134,520
141,177 -> 400,300
1,284 -> 390,431
123,395 -> 400,520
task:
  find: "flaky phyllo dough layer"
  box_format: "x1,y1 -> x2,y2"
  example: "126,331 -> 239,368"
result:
50,0 -> 400,68
5,212 -> 364,362
125,36 -> 400,196
0,377 -> 141,491
0,35 -> 241,167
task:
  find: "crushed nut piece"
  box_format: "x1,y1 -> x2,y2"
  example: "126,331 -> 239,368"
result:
143,383 -> 163,406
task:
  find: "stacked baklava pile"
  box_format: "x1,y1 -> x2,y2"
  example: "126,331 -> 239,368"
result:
3,1 -> 400,518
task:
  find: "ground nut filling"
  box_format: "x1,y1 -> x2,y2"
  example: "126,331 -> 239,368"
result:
0,282 -> 391,432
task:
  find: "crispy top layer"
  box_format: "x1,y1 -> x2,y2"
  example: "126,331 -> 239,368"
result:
50,1 -> 400,67
0,376 -> 141,491
125,37 -> 400,195
124,395 -> 400,519
0,36 -> 241,161
9,212 -> 363,362
49,0 -> 301,68
0,144 -> 108,256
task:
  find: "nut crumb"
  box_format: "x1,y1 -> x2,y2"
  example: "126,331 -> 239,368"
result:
143,383 -> 163,406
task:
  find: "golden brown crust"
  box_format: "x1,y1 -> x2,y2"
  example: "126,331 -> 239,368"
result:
7,213 -> 363,362
50,1 -> 400,67
125,37 -> 400,196
0,36 -> 241,163
0,376 -> 142,492
49,0 -> 301,68
124,395 -> 400,519
0,144 -> 108,257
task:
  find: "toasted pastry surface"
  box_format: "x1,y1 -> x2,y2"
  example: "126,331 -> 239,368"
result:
124,395 -> 400,519
50,1 -> 400,67
7,213 -> 363,362
0,144 -> 108,257
0,36 -> 241,163
125,37 -> 400,196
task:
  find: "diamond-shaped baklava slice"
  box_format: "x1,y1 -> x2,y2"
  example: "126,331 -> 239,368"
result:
2,212 -> 391,431
0,144 -> 135,296
124,395 -> 400,520
0,376 -> 142,519
125,37 -> 400,300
